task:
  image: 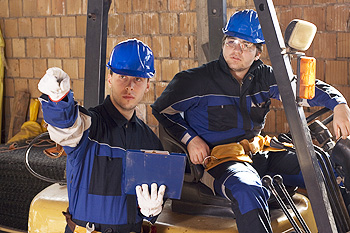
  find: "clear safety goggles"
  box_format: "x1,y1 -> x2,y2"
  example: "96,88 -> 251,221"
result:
225,39 -> 255,52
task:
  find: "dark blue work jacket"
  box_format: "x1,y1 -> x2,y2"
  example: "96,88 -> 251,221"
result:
40,93 -> 163,231
152,53 -> 346,148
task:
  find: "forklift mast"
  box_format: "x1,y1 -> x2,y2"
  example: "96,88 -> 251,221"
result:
253,0 -> 337,232
83,0 -> 338,231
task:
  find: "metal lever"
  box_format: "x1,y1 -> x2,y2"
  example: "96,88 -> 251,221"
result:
262,175 -> 303,233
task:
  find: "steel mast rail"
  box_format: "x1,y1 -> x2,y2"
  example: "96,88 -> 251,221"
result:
253,0 -> 337,232
83,0 -> 111,109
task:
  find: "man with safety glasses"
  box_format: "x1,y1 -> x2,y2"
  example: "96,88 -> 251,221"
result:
152,9 -> 350,233
38,39 -> 166,233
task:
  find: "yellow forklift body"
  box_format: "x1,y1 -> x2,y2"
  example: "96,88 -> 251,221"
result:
28,183 -> 317,233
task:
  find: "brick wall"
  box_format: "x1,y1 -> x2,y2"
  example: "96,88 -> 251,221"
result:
0,0 -> 349,142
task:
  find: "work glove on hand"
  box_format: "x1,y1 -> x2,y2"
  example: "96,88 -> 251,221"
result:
38,67 -> 70,102
136,183 -> 166,217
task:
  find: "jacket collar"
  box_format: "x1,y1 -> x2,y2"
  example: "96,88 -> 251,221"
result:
103,95 -> 137,127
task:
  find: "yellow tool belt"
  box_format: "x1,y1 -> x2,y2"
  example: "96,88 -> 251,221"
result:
204,135 -> 291,171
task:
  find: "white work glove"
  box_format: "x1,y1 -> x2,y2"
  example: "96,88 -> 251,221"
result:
38,67 -> 70,102
136,183 -> 166,217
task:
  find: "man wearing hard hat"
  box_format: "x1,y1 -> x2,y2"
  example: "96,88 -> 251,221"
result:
38,39 -> 166,233
152,9 -> 350,232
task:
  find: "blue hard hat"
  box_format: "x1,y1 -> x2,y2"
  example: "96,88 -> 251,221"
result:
107,39 -> 155,78
222,9 -> 265,44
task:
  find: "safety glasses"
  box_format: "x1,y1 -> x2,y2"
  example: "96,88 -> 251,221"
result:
225,39 -> 255,52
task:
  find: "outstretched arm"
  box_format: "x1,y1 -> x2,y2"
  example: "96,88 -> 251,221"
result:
333,104 -> 350,139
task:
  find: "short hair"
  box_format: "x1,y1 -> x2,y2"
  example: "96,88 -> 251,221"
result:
222,34 -> 263,55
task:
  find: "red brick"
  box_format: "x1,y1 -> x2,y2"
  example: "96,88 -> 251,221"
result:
52,0 -> 65,15
153,59 -> 161,82
325,60 -> 348,85
188,35 -> 196,58
14,78 -> 28,92
61,16 -> 76,36
277,7 -> 303,30
303,6 -> 326,31
19,59 -> 33,78
70,38 -> 85,57
314,0 -> 336,4
9,0 -> 22,17
276,109 -> 289,133
143,13 -> 159,35
78,58 -> 85,79
180,59 -> 198,71
63,59 -> 79,79
106,37 -> 118,59
313,33 -> 336,59
125,14 -> 142,35
108,14 -> 124,36
171,36 -> 188,58
55,38 -> 70,58
4,19 -> 18,38
0,0 -> 9,17
116,0 -> 132,13
6,59 -> 19,77
28,78 -> 41,98
23,0 -> 37,17
326,5 -> 350,31
316,59 -> 325,82
18,18 -> 32,37
227,0 -> 246,7
291,0 -> 312,5
4,77 -> 14,97
161,59 -> 179,81
40,38 -> 55,58
67,0 -> 82,15
152,36 -> 170,57
338,33 -> 350,58
142,82 -> 155,104
150,0 -> 167,11
160,13 -> 178,34
12,38 -> 25,58
169,0 -> 187,11
26,38 -> 40,58
37,0 -> 51,16
82,0 -> 87,14
33,59 -> 47,78
32,18 -> 46,37
76,15 -> 87,36
334,85 -> 350,103
47,17 -> 61,37
155,82 -> 168,98
179,12 -> 196,34
71,79 -> 84,101
47,59 -> 62,68
274,0 -> 291,6
133,0 -> 149,11
5,38 -> 12,57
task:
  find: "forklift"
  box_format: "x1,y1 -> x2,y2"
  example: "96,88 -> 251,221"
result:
4,0 -> 350,232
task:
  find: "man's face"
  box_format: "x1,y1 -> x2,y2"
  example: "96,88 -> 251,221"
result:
222,37 -> 261,77
108,73 -> 150,118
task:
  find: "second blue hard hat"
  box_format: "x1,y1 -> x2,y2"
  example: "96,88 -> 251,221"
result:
223,9 -> 265,44
107,39 -> 155,78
